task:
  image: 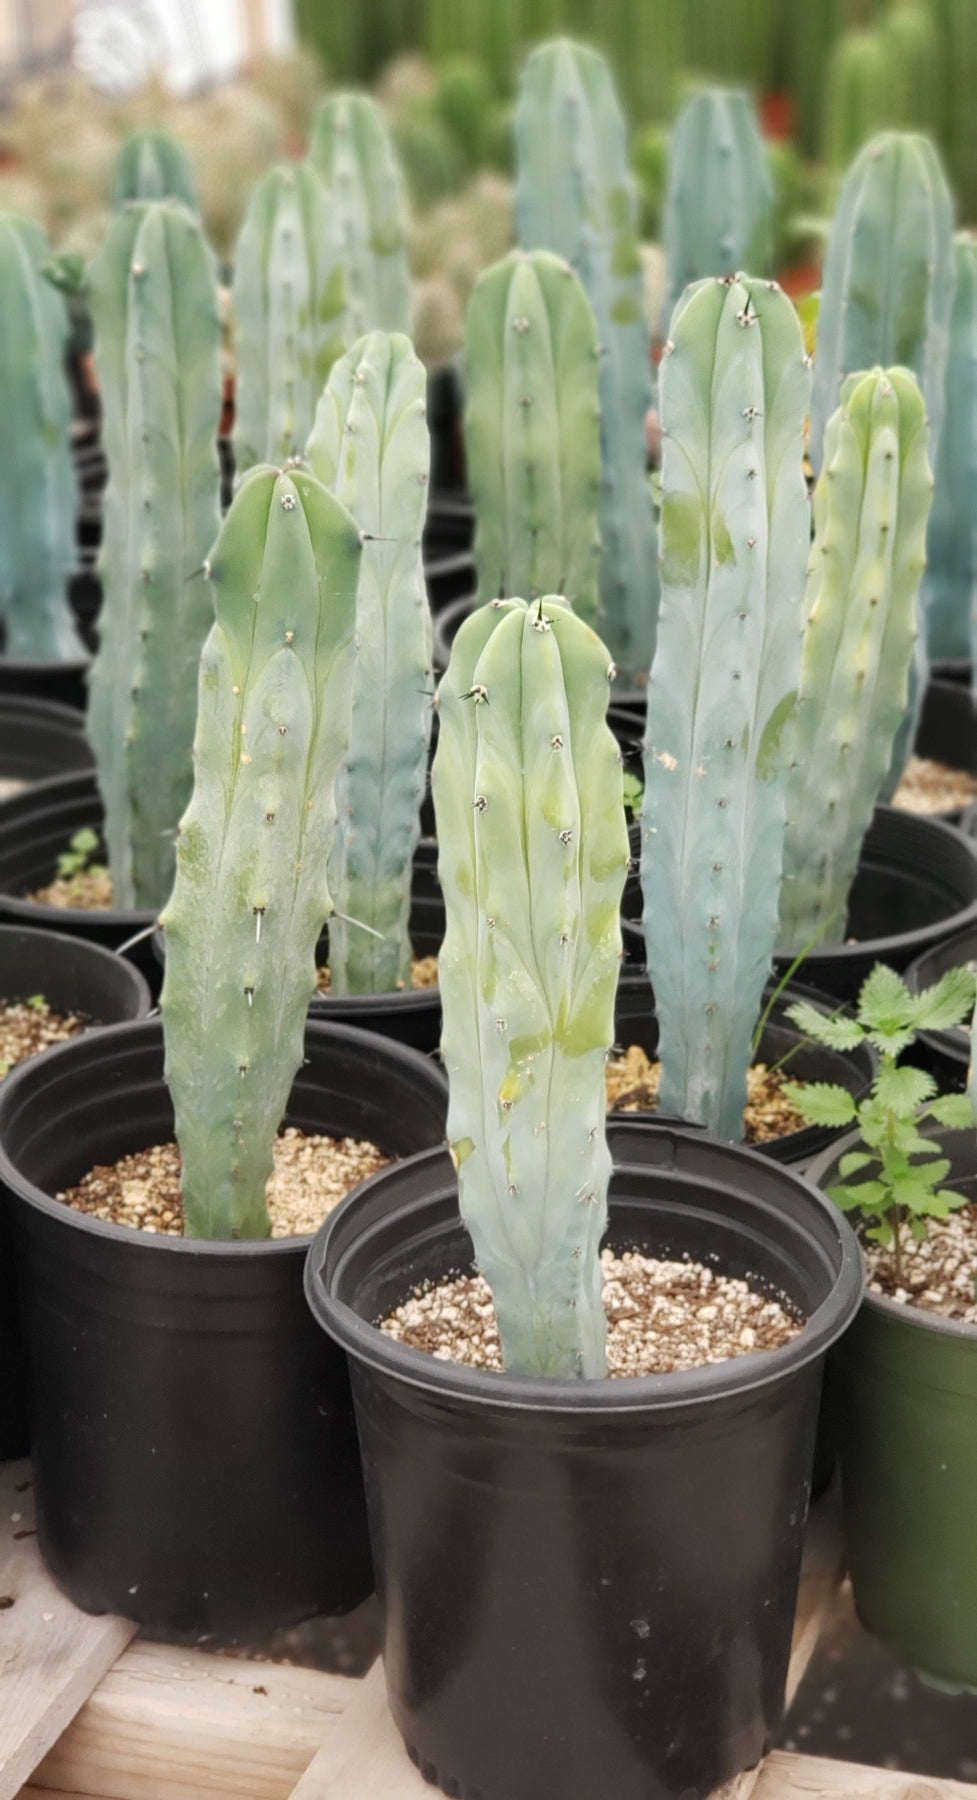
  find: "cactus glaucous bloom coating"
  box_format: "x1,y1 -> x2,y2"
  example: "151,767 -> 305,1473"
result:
232,162 -> 347,475
306,330 -> 434,994
464,248 -> 601,623
809,132 -> 955,477
433,595 -> 629,1379
922,235 -> 977,664
514,39 -> 659,686
308,93 -> 412,338
87,198 -> 222,911
779,368 -> 933,952
663,87 -> 774,328
641,274 -> 811,1143
111,130 -> 199,211
0,212 -> 82,662
159,466 -> 362,1239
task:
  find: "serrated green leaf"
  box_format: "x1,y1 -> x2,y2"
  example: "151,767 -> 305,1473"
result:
838,1150 -> 873,1178
825,1183 -> 863,1211
934,1187 -> 970,1214
910,966 -> 977,1032
864,1027 -> 917,1058
784,1000 -> 865,1051
838,1178 -> 890,1211
890,1169 -> 949,1211
874,1063 -> 937,1117
928,1093 -> 977,1129
782,1080 -> 857,1127
866,1219 -> 895,1247
857,965 -> 916,1035
910,1217 -> 928,1241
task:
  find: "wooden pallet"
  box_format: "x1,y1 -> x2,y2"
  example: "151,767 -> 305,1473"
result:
3,1457 -> 976,1800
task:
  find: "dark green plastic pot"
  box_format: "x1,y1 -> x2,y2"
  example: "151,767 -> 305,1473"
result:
807,1123 -> 977,1690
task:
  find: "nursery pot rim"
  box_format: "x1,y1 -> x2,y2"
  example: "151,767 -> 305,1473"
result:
0,771 -> 157,930
807,1124 -> 977,1345
305,1132 -> 864,1415
0,921 -> 153,1011
0,1013 -> 443,1261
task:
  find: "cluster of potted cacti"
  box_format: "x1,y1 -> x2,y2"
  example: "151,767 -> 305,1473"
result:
0,27 -> 976,1800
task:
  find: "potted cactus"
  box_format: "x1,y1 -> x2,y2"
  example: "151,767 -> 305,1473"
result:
0,462 -> 448,1635
305,594 -> 863,1800
0,212 -> 87,710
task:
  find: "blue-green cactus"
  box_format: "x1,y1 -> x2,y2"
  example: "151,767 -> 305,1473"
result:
922,235 -> 977,665
514,39 -> 659,687
0,212 -> 82,662
779,368 -> 933,950
159,465 -> 362,1239
306,330 -> 433,994
810,132 -> 955,478
112,130 -> 199,211
641,274 -> 811,1142
308,93 -> 412,339
232,162 -> 346,475
463,248 -> 601,623
433,595 -> 629,1378
87,199 -> 222,912
663,87 -> 774,327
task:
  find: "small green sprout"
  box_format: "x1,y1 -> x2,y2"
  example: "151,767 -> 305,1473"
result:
622,769 -> 644,815
56,827 -> 105,884
26,994 -> 46,1011
782,964 -> 977,1284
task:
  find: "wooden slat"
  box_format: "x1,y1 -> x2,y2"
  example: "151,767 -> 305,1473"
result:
753,1753 -> 977,1799
24,1641 -> 354,1800
0,1462 -> 134,1800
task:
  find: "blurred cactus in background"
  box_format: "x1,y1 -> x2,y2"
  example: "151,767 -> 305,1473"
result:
309,93 -> 412,336
663,86 -> 773,327
111,130 -> 199,211
921,234 -> 977,664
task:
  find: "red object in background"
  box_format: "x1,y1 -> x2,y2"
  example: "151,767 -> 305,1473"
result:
761,91 -> 795,142
777,258 -> 823,302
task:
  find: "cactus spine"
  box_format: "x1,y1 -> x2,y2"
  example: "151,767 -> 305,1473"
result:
779,369 -> 933,951
810,132 -> 955,477
922,235 -> 977,664
463,249 -> 601,622
159,466 -> 362,1239
514,39 -> 659,687
232,163 -> 346,476
306,331 -> 433,994
641,275 -> 811,1142
309,94 -> 412,339
112,130 -> 199,211
663,87 -> 774,328
433,595 -> 628,1378
0,213 -> 81,663
87,199 -> 222,911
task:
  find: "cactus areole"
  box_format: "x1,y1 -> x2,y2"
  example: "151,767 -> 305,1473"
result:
160,465 -> 361,1239
432,595 -> 629,1379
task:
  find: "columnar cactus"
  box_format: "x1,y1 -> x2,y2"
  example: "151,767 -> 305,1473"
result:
922,236 -> 977,664
232,163 -> 346,476
0,213 -> 82,662
809,132 -> 955,477
112,130 -> 199,211
663,87 -> 774,327
514,40 -> 660,686
306,330 -> 433,994
159,466 -> 362,1239
87,199 -> 222,911
641,275 -> 811,1143
463,248 -> 601,623
308,93 -> 412,339
779,368 -> 933,951
433,596 -> 628,1379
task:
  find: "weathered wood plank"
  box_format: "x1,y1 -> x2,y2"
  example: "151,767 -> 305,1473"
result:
0,1461 -> 135,1800
25,1641 -> 353,1800
753,1752 -> 977,1800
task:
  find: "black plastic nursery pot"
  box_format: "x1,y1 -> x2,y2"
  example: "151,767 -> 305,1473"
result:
0,926 -> 151,1464
612,973 -> 876,1166
905,922 -> 977,1089
0,771 -> 159,988
621,807 -> 977,1002
0,1015 -> 449,1638
0,653 -> 90,714
0,694 -> 93,790
915,678 -> 976,813
309,857 -> 444,1052
807,1125 -> 977,1690
305,1122 -> 863,1800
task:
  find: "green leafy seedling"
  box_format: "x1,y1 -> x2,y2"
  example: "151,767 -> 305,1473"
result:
26,994 -> 46,1011
55,828 -> 103,884
783,964 -> 977,1284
